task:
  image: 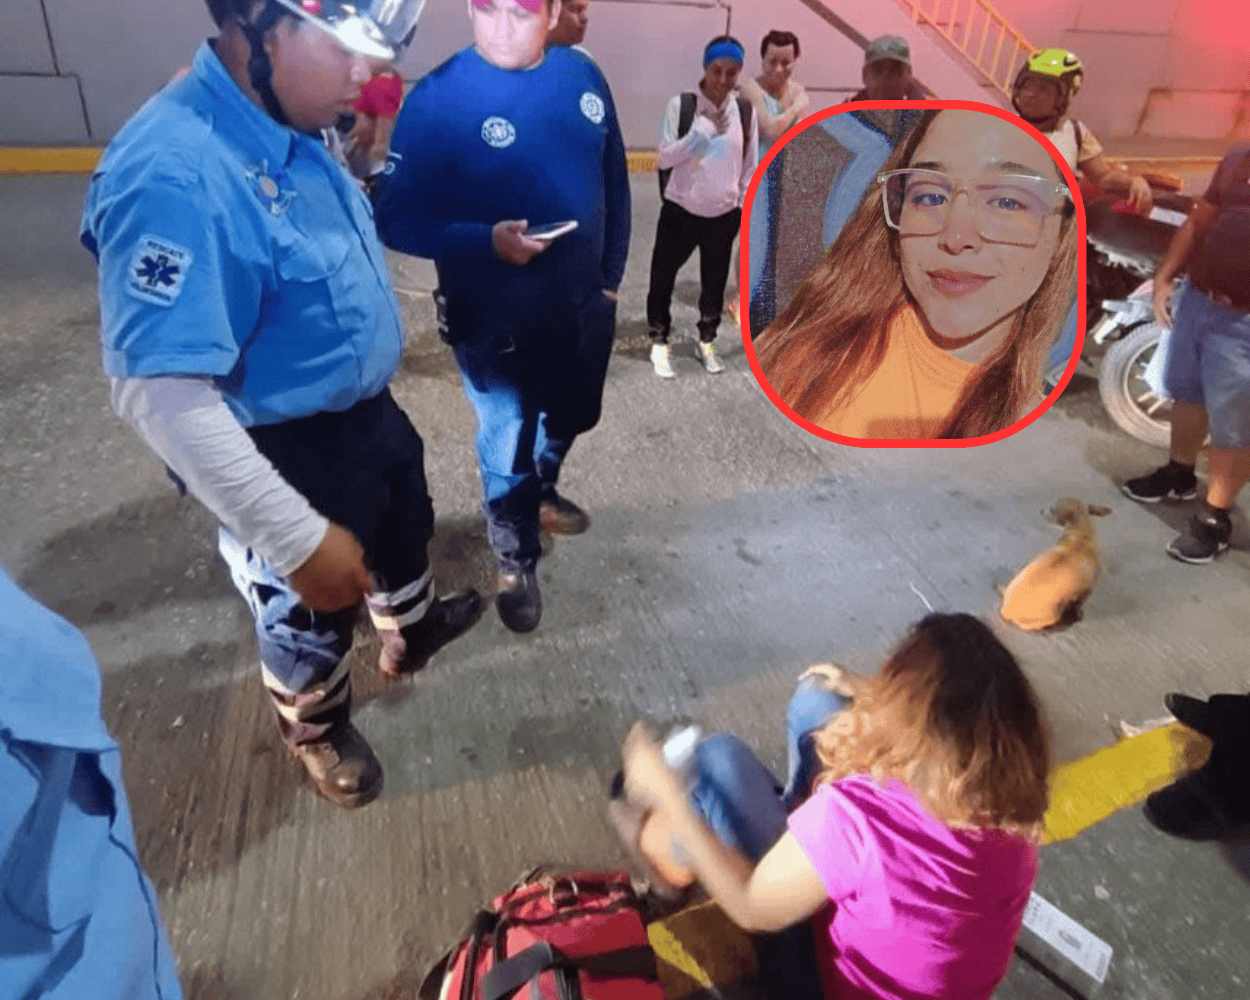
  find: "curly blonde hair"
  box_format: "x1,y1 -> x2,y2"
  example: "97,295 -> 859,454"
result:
812,613 -> 1051,836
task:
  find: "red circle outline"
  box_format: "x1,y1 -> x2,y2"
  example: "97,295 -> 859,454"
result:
738,99 -> 1088,449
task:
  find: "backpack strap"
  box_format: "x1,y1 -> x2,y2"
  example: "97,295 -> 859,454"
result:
659,92 -> 699,199
479,942 -> 659,1000
736,96 -> 753,163
677,91 -> 697,138
1072,119 -> 1085,165
418,910 -> 499,1000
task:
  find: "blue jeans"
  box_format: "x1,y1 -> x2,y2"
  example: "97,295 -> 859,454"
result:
681,676 -> 849,998
1164,283 -> 1250,448
451,294 -> 617,570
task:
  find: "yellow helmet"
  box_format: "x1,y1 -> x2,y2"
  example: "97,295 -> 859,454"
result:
1014,48 -> 1085,102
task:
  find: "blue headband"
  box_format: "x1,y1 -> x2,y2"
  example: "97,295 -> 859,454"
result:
704,39 -> 745,67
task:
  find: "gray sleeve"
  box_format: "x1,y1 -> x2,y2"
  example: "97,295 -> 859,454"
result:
111,376 -> 327,576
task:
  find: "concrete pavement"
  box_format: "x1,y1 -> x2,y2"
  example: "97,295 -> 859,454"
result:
2,170 -> 1248,1000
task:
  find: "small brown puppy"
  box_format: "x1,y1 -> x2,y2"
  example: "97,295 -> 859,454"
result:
1000,498 -> 1111,631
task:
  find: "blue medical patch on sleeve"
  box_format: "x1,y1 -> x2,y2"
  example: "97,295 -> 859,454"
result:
126,235 -> 194,307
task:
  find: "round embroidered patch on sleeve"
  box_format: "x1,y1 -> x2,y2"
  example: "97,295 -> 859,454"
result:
580,92 -> 605,125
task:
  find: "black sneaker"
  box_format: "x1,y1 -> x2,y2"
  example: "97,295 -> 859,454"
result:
497,568 -> 542,633
1166,508 -> 1232,564
1122,464 -> 1198,503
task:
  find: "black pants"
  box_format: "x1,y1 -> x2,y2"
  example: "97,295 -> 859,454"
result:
646,200 -> 742,343
228,388 -> 437,745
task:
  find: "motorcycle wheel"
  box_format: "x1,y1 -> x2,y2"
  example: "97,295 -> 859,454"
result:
1098,323 -> 1172,449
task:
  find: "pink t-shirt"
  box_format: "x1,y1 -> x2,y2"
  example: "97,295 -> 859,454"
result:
788,774 -> 1038,1000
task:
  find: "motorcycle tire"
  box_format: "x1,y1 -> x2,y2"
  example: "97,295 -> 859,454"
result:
1098,323 -> 1172,449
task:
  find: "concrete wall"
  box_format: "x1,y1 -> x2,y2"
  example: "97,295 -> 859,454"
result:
0,0 -> 995,147
2,0 -> 1245,147
987,0 -> 1250,142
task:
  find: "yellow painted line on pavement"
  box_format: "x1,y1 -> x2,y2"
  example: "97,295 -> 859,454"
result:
0,147 -> 102,173
627,150 -> 657,173
2,146 -> 654,175
1042,722 -> 1207,845
647,922 -> 716,992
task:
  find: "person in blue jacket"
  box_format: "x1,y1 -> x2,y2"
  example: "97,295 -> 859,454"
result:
373,0 -> 631,634
1,569 -> 182,999
79,0 -> 481,809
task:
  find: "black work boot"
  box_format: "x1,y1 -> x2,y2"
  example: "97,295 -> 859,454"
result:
538,491 -> 591,535
497,567 -> 542,633
376,590 -> 484,678
291,721 -> 384,809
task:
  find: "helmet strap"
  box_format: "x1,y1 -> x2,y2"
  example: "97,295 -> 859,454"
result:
238,1 -> 293,128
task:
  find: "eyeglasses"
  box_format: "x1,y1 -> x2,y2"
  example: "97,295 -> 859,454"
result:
877,168 -> 1073,246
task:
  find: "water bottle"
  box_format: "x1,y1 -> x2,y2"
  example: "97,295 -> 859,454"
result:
661,724 -> 703,781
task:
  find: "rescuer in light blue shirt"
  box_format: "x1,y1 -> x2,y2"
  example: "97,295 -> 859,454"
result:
0,568 -> 182,1000
81,39 -> 404,428
78,0 -> 481,809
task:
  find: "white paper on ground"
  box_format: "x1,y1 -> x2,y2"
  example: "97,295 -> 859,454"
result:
1021,891 -> 1114,984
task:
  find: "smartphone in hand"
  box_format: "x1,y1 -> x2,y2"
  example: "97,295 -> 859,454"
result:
526,220 -> 579,242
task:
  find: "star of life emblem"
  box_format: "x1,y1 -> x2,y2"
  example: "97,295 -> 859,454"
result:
126,235 -> 193,307
482,116 -> 517,149
580,92 -> 605,125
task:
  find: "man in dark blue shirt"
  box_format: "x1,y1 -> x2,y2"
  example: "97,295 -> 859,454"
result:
374,0 -> 631,633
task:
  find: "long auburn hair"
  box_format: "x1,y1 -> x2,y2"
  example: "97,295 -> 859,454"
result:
813,613 -> 1051,836
756,109 -> 1078,438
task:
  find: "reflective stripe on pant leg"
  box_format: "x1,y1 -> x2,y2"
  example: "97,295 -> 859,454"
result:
365,566 -> 434,631
218,526 -> 356,744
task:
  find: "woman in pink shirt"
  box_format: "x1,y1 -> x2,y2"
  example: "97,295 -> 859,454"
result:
614,612 -> 1051,999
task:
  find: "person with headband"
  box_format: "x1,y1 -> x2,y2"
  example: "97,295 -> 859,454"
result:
80,0 -> 483,810
373,0 -> 630,634
646,35 -> 760,378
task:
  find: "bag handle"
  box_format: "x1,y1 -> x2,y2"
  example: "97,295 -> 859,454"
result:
417,910 -> 498,1000
480,942 -> 660,1000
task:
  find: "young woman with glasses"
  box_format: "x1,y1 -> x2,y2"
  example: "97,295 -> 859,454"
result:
756,108 -> 1078,439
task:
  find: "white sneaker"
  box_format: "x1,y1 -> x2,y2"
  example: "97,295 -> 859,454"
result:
696,340 -> 725,374
651,342 -> 676,379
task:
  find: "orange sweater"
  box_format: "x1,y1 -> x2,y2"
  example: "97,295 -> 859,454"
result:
814,307 -> 977,439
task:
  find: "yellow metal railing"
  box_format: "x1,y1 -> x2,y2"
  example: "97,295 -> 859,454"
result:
892,0 -> 1036,97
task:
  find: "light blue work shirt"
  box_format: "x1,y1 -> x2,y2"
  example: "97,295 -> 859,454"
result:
0,570 -> 182,999
80,41 -> 404,427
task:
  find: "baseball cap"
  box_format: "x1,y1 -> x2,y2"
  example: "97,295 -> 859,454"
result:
863,35 -> 911,67
472,0 -> 545,12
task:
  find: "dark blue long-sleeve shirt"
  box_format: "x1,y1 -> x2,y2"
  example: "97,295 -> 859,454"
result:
374,46 -> 631,332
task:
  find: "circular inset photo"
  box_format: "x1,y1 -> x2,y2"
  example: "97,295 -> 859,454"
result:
744,102 -> 1085,446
